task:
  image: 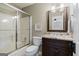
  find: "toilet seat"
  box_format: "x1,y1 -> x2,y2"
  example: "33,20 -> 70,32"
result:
26,45 -> 39,52
25,45 -> 39,56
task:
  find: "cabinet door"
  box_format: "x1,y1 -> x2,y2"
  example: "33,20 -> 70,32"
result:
42,38 -> 73,56
42,38 -> 47,55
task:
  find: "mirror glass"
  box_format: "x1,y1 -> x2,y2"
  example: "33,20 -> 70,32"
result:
48,7 -> 68,32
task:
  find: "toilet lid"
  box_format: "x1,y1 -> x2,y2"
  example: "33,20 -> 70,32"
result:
26,45 -> 39,52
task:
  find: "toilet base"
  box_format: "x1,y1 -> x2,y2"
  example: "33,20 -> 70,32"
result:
25,52 -> 38,56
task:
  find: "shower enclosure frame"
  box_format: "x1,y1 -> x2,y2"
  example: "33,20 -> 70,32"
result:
2,3 -> 32,54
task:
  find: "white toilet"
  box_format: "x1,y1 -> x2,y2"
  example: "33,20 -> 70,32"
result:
25,36 -> 42,56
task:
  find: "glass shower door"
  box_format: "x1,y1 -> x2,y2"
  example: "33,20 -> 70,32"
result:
0,4 -> 17,53
17,12 -> 30,49
0,4 -> 31,55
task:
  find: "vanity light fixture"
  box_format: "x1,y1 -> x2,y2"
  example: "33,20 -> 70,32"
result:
51,6 -> 55,10
51,4 -> 65,12
60,4 -> 65,8
51,6 -> 56,13
59,4 -> 65,12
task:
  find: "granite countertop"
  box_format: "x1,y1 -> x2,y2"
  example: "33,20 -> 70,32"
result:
42,33 -> 73,41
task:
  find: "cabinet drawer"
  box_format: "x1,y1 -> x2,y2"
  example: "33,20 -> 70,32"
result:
46,39 -> 71,47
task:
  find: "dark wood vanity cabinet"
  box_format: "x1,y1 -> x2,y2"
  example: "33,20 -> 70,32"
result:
42,38 -> 74,56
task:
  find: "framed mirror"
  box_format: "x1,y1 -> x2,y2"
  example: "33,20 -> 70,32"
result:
47,7 -> 68,32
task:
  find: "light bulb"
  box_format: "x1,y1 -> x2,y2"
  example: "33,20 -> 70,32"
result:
60,4 -> 64,8
51,6 -> 55,10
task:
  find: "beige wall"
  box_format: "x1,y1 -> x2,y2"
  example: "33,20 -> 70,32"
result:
23,3 -> 53,36
23,3 -> 71,36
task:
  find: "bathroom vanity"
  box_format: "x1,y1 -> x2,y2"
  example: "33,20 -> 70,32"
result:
43,6 -> 76,56
42,33 -> 75,56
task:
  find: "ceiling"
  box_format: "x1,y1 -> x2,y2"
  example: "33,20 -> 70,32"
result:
9,3 -> 34,9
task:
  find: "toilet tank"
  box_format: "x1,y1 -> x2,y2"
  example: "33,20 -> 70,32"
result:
33,36 -> 42,46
